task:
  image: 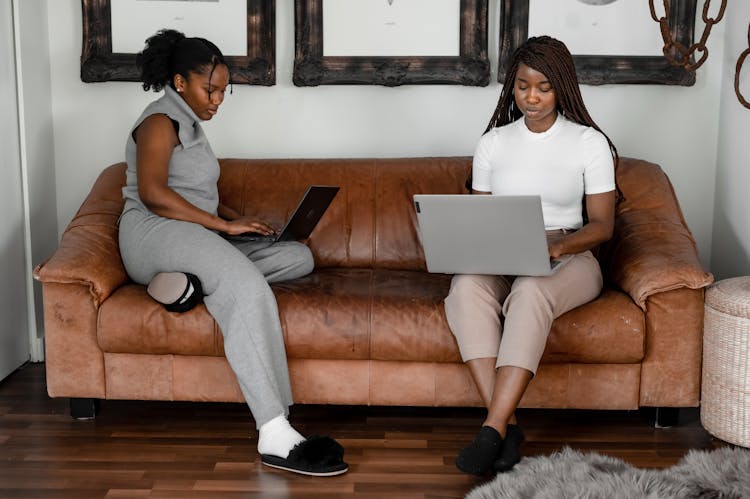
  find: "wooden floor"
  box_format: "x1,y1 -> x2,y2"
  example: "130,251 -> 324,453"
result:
0,363 -> 725,498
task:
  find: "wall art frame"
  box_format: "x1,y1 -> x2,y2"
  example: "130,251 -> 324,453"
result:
293,0 -> 489,87
80,0 -> 276,85
498,0 -> 697,85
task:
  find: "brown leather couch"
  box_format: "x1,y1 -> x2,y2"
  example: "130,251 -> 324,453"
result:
34,157 -> 714,420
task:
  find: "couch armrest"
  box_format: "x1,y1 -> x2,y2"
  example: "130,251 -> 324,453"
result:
603,158 -> 713,310
34,164 -> 128,307
605,211 -> 713,310
34,217 -> 128,307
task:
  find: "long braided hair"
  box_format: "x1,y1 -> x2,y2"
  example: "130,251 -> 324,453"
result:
487,36 -> 618,168
481,35 -> 620,211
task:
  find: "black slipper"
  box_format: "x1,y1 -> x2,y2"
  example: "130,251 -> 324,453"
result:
493,424 -> 524,472
261,435 -> 349,477
456,426 -> 503,475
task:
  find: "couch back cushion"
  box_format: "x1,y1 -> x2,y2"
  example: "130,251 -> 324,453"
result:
614,157 -> 687,224
88,156 -> 681,273
217,157 -> 471,270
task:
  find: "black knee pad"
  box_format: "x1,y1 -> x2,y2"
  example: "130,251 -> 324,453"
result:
147,272 -> 204,313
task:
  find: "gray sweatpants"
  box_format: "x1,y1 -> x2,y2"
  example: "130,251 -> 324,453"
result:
119,208 -> 314,428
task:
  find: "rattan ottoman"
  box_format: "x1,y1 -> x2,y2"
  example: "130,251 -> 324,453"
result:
701,276 -> 750,447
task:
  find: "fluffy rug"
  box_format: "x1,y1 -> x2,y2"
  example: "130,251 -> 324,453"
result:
465,446 -> 750,499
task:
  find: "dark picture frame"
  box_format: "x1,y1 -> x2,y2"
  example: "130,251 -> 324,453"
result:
499,0 -> 697,85
294,0 -> 489,87
80,0 -> 275,85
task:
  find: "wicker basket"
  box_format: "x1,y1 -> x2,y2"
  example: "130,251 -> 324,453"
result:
701,276 -> 750,447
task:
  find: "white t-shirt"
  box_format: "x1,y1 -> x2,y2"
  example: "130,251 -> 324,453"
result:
472,114 -> 615,230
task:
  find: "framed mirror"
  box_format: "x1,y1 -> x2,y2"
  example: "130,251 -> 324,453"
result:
294,0 -> 489,86
499,0 -> 697,85
81,0 -> 275,85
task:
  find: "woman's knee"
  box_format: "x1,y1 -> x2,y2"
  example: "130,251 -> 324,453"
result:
263,242 -> 315,282
445,275 -> 503,326
509,277 -> 546,299
289,243 -> 314,277
448,274 -> 497,299
503,277 -> 549,313
445,275 -> 480,312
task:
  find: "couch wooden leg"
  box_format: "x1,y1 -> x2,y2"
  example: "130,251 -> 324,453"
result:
655,407 -> 679,428
70,398 -> 99,420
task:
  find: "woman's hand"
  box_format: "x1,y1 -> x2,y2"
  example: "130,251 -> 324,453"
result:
223,217 -> 278,237
547,233 -> 566,260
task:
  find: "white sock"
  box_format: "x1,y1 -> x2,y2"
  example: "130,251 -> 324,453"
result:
257,414 -> 306,458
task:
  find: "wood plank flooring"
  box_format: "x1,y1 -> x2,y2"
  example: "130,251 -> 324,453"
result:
0,362 -> 725,498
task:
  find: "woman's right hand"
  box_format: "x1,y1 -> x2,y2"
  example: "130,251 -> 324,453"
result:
223,217 -> 278,237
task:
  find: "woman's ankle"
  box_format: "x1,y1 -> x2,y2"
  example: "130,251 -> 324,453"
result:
481,419 -> 507,438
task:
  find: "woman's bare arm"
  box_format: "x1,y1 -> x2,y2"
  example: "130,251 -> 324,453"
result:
135,114 -> 274,236
547,190 -> 615,259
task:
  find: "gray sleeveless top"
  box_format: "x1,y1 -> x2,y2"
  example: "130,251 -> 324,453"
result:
122,86 -> 220,216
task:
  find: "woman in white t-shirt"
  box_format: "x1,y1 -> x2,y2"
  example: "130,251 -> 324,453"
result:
445,36 -> 618,476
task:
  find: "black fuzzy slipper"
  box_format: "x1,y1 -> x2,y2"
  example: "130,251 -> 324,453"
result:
261,435 -> 349,477
456,426 -> 503,475
493,424 -> 524,472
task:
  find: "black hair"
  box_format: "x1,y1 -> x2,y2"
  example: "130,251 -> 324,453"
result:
486,36 -> 618,169
136,29 -> 229,93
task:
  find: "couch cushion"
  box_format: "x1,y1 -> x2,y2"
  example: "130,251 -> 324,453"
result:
217,158 -> 473,271
542,289 -> 645,363
98,269 -> 644,365
98,284 -> 222,356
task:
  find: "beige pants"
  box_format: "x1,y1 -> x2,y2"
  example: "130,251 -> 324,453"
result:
443,250 -> 602,374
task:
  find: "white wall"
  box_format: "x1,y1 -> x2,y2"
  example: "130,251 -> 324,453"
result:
17,0 -> 57,355
711,3 -> 750,280
0,0 -> 30,378
47,0 -> 725,268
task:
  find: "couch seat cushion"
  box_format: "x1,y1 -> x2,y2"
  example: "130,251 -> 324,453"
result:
98,269 -> 644,365
273,269 -> 458,361
98,284 -> 222,356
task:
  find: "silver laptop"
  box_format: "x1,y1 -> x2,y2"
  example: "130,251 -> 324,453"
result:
413,194 -> 571,276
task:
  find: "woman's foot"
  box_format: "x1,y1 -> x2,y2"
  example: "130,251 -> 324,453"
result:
257,414 -> 305,458
147,272 -> 203,312
456,426 -> 503,475
258,415 -> 348,476
493,424 -> 524,472
261,435 -> 349,476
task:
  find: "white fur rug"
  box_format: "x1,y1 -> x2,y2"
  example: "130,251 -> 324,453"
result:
465,446 -> 750,499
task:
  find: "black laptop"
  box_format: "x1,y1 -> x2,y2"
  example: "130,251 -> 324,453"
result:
239,185 -> 339,242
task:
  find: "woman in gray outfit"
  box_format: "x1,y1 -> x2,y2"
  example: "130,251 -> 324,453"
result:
118,29 -> 347,477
